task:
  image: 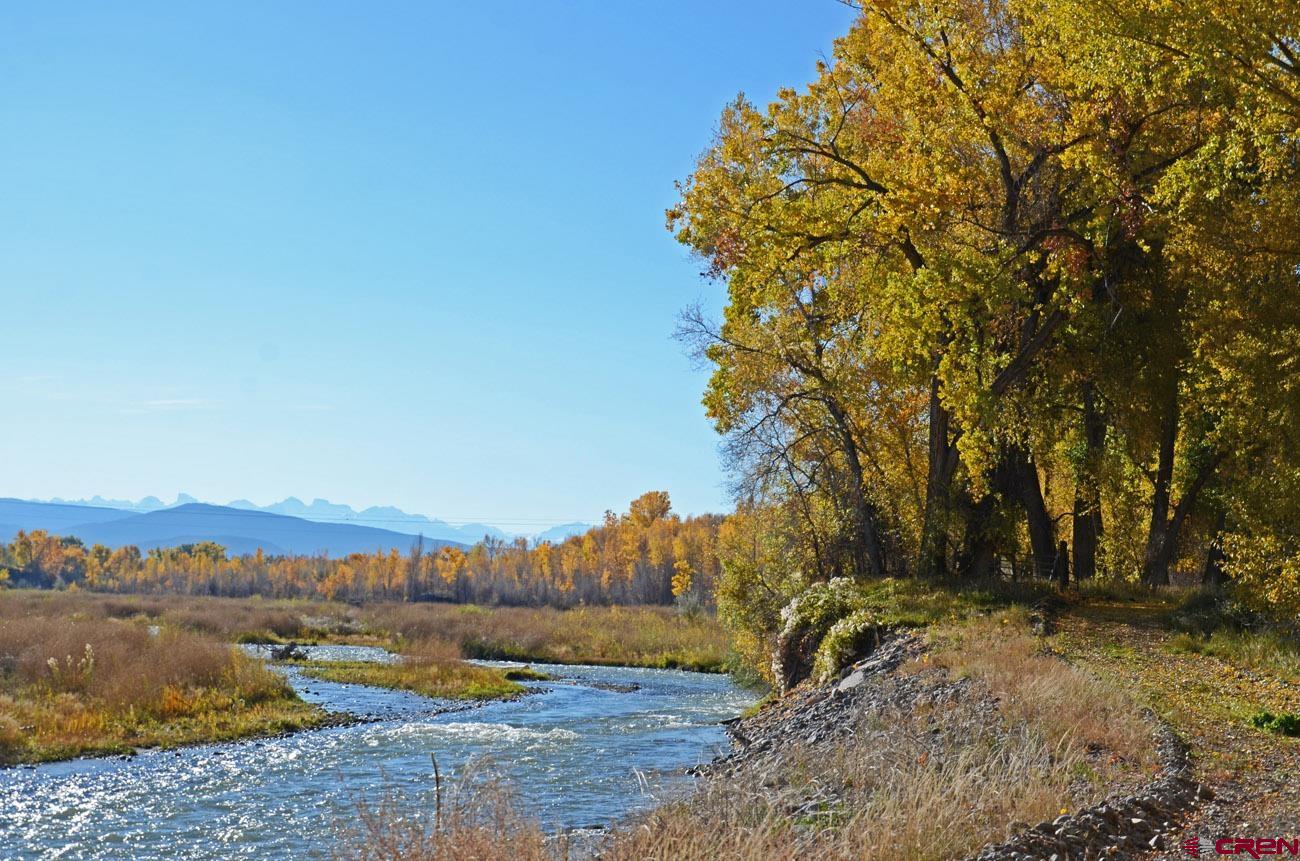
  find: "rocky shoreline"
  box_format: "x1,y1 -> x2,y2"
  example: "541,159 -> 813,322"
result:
704,632 -> 1212,861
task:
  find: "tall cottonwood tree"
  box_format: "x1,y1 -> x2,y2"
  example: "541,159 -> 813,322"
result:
674,0 -> 1300,600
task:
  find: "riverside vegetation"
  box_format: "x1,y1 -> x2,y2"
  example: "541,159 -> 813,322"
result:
0,590 -> 729,765
0,610 -> 321,765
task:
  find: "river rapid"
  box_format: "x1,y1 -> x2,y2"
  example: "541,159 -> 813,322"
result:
0,645 -> 754,860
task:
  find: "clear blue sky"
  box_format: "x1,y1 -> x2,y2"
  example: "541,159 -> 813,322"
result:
0,2 -> 856,531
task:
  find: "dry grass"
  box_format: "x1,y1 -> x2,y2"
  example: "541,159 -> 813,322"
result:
925,612 -> 1157,770
0,610 -> 323,763
341,764 -> 561,861
582,698 -> 1082,861
0,591 -> 729,671
597,618 -> 1154,860
365,603 -> 730,671
0,589 -> 369,644
299,637 -> 526,701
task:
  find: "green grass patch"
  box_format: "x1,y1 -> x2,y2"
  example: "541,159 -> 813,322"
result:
836,577 -> 1055,628
502,666 -> 551,681
1248,710 -> 1300,737
296,659 -> 524,700
1166,629 -> 1300,682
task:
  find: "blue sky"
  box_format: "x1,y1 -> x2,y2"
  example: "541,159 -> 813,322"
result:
0,2 -> 856,531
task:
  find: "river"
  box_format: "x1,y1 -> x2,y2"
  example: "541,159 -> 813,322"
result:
0,645 -> 754,859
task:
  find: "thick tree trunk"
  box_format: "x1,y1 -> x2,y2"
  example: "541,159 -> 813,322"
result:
919,377 -> 958,577
958,452 -> 1015,579
1011,448 -> 1056,578
958,492 -> 999,579
1072,382 -> 1105,581
1142,385 -> 1179,585
826,400 -> 886,579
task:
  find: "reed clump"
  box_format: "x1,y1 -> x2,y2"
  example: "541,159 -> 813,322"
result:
343,764 -> 559,861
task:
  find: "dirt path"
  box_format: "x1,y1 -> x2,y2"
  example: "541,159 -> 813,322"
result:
1053,602 -> 1299,855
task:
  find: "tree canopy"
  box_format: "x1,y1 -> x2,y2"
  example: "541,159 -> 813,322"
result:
673,0 -> 1300,615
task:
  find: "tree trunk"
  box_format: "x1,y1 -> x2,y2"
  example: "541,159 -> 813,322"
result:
919,377 -> 957,577
1072,492 -> 1098,582
1072,382 -> 1105,581
1011,448 -> 1056,578
1202,510 -> 1229,588
958,493 -> 999,579
958,452 -> 1014,579
826,399 -> 886,579
1142,384 -> 1179,586
1052,539 -> 1070,589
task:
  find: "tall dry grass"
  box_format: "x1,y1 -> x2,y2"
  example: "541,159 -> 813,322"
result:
365,603 -> 730,671
0,591 -> 729,671
600,699 -> 1084,861
926,613 -> 1156,769
341,764 -> 560,861
0,589 -> 364,643
0,616 -> 285,712
0,606 -> 308,763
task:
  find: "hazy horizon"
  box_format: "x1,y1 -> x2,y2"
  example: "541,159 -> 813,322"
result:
22,490 -> 595,538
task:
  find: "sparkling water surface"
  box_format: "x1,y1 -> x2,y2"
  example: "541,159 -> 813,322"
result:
0,645 -> 754,860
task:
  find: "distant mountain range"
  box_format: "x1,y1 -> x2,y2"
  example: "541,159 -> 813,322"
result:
0,499 -> 465,557
25,494 -> 593,547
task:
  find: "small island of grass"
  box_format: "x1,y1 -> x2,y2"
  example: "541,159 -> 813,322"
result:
293,638 -> 546,701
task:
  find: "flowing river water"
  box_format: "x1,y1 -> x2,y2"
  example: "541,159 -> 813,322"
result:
0,645 -> 755,860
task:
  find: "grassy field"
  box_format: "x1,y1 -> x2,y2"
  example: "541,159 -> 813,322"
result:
0,590 -> 733,671
0,612 -> 327,764
364,603 -> 731,671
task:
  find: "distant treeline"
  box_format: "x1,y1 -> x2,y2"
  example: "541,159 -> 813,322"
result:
0,492 -> 721,608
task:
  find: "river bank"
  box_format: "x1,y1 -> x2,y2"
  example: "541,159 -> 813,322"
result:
0,611 -> 333,766
593,592 -> 1298,861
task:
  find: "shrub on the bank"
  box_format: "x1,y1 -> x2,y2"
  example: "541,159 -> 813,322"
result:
812,609 -> 885,682
773,578 -> 868,689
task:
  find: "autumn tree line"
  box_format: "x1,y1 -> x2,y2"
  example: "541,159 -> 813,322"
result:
0,492 -> 721,608
669,0 -> 1300,622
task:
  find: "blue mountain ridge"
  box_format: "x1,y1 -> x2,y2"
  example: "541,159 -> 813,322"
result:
0,500 -> 463,557
28,494 -> 591,544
